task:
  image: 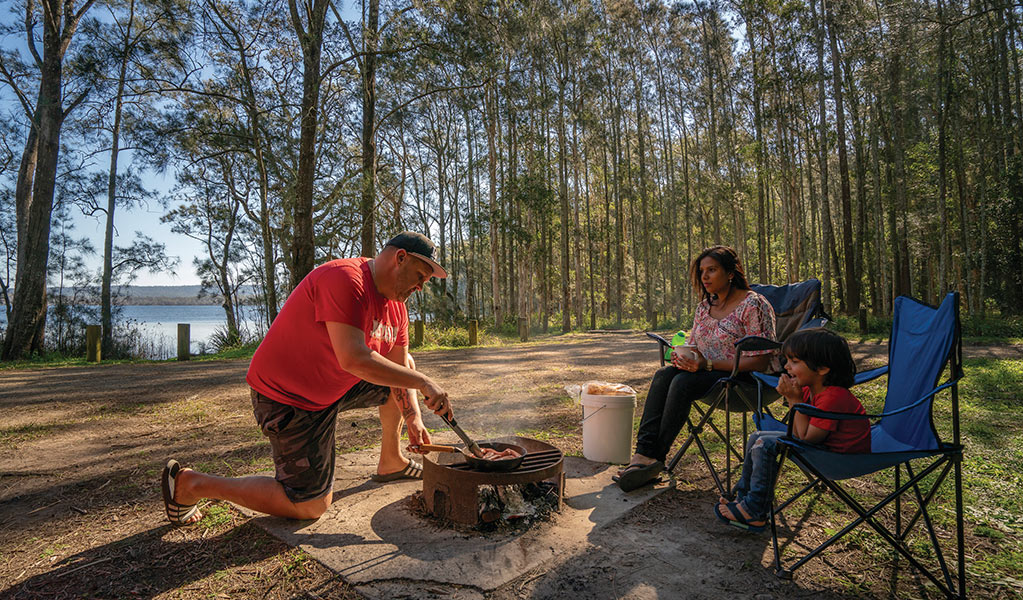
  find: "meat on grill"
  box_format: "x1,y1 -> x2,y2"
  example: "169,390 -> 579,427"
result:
478,447 -> 522,460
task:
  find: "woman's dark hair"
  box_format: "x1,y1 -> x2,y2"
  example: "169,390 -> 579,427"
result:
689,245 -> 750,305
781,328 -> 857,388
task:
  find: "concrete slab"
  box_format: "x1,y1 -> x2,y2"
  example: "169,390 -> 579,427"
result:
239,441 -> 669,598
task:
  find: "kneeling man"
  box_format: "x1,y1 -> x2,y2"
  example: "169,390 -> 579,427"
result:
161,232 -> 453,523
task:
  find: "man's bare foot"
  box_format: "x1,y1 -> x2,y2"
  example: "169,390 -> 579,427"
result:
376,455 -> 411,476
162,463 -> 202,525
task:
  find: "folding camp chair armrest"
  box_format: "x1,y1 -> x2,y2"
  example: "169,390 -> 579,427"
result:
789,403 -> 874,421
789,377 -> 962,421
867,380 -> 961,417
854,365 -> 888,385
752,368 -> 886,388
733,335 -> 782,353
728,336 -> 782,376
645,332 -> 672,367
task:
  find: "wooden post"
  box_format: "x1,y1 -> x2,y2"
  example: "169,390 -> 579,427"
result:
86,325 -> 101,362
414,320 -> 424,347
177,324 -> 190,361
468,320 -> 478,346
518,317 -> 528,342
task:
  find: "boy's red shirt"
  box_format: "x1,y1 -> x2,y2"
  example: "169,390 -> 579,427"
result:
803,386 -> 871,454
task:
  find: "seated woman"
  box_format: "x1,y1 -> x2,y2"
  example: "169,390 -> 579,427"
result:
617,245 -> 779,492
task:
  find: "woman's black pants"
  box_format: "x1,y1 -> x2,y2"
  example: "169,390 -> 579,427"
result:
634,366 -> 725,463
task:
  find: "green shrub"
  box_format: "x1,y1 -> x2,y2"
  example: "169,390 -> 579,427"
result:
418,323 -> 499,348
832,311 -> 1023,339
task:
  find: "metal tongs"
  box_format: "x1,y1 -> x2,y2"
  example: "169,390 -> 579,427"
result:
439,414 -> 484,458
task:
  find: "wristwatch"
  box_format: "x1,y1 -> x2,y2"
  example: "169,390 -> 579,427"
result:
704,358 -> 713,372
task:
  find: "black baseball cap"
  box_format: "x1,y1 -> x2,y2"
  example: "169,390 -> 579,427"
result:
385,231 -> 447,279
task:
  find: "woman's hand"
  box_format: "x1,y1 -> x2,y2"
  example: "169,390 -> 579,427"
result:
776,373 -> 803,406
671,348 -> 703,372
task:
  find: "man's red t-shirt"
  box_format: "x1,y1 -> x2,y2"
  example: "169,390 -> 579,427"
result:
246,258 -> 409,411
803,386 -> 871,454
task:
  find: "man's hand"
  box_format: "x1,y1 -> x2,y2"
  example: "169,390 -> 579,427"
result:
421,379 -> 453,420
405,415 -> 431,452
776,373 -> 803,406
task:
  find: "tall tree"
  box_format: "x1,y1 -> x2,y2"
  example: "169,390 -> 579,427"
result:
287,0 -> 328,286
826,0 -> 859,314
2,0 -> 97,359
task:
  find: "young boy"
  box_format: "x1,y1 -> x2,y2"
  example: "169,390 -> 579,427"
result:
714,328 -> 870,531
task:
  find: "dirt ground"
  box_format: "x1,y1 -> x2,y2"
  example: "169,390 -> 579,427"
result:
0,333 -> 1019,599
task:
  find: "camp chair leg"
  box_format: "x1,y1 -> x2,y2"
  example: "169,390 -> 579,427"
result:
666,395 -> 723,475
953,450 -> 967,600
770,447 -> 789,576
781,457 -> 958,597
773,474 -> 820,515
895,464 -> 901,538
903,462 -> 958,594
692,426 -> 726,494
665,383 -> 754,497
725,403 -> 732,494
822,471 -> 958,597
901,461 -> 953,537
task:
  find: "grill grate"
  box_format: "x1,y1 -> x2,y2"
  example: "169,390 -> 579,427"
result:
446,448 -> 563,473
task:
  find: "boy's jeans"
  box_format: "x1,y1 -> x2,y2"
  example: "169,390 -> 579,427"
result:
732,430 -> 786,519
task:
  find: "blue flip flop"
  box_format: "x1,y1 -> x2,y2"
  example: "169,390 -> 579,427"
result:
714,501 -> 767,533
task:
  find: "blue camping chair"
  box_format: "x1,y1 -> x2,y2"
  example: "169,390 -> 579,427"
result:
761,292 -> 966,599
649,279 -> 833,496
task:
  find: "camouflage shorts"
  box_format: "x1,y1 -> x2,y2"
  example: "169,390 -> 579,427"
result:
251,381 -> 390,503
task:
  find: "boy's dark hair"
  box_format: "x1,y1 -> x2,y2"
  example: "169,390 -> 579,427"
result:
781,328 -> 857,388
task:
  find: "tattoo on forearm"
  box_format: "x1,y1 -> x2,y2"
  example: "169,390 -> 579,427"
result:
395,388 -> 417,419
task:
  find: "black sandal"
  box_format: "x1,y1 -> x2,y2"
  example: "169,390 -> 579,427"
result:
616,461 -> 665,492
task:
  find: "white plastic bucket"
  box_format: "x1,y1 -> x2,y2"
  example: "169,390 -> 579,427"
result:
581,391 -> 636,464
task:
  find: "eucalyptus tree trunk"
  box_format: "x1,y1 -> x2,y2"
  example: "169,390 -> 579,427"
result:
486,83 -> 502,326
842,51 -> 868,311
4,0 -> 96,360
826,0 -> 858,314
698,8 -> 722,243
813,0 -> 834,311
572,86 -> 584,330
463,106 -> 477,320
869,101 -> 888,314
359,0 -> 379,258
937,0 -> 950,296
634,73 -> 653,329
745,7 -> 768,282
287,0 -> 327,285
556,33 -> 571,334
889,31 -> 911,299
99,0 -> 136,356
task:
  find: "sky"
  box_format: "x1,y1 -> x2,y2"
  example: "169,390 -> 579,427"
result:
3,1 -> 367,289
73,170 -> 206,287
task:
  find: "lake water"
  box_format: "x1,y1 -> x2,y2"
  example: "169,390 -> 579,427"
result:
117,305 -> 262,352
0,304 -> 261,358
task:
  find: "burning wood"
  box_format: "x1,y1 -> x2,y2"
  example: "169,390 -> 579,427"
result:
478,485 -> 502,522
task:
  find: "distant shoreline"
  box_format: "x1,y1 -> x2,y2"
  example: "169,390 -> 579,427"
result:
25,284 -> 260,307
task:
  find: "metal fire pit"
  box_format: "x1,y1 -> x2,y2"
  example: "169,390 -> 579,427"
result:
422,436 -> 564,525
